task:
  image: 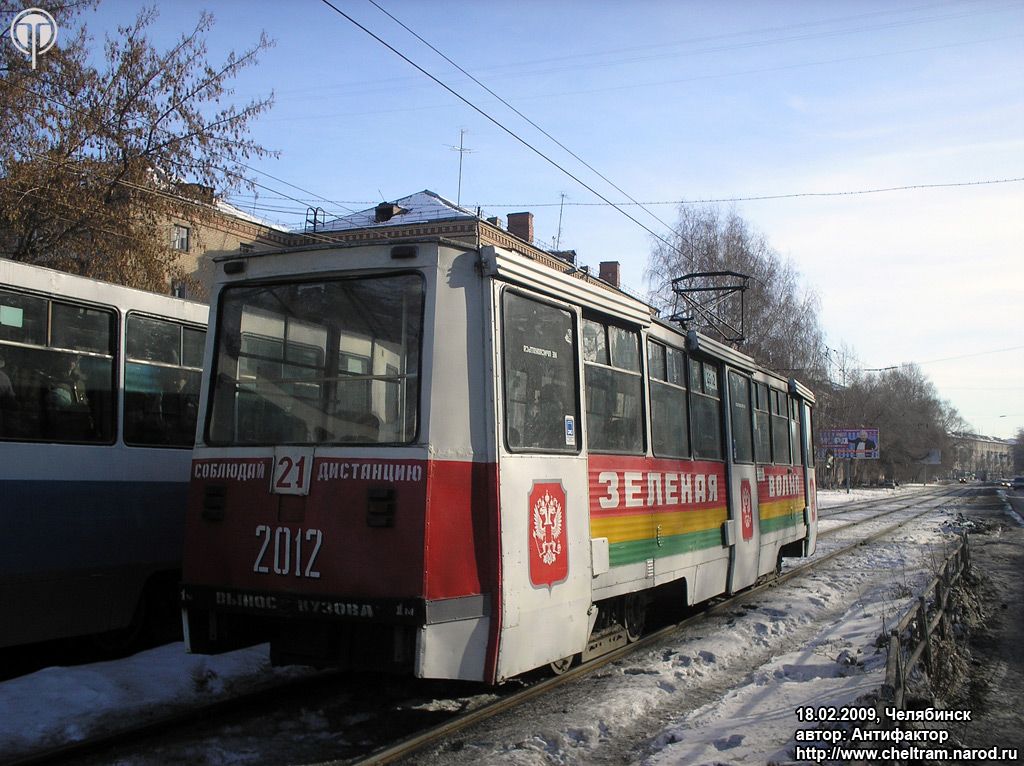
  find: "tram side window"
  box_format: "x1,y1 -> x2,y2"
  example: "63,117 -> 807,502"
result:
125,315 -> 205,447
583,317 -> 643,454
791,397 -> 804,466
689,360 -> 723,460
728,371 -> 753,463
752,382 -> 771,462
647,341 -> 689,458
804,405 -> 815,468
770,389 -> 792,464
0,288 -> 114,443
502,292 -> 578,453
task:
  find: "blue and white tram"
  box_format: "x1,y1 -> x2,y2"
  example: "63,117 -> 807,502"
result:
0,259 -> 207,650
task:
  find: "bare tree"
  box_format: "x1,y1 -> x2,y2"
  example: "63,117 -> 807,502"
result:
1012,428 -> 1024,474
646,204 -> 827,381
0,2 -> 275,291
826,364 -> 964,483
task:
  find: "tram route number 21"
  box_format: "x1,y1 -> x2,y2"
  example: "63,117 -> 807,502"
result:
253,525 -> 323,578
272,448 -> 314,495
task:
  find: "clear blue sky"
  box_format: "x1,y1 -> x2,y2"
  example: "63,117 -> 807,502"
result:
66,1 -> 1024,438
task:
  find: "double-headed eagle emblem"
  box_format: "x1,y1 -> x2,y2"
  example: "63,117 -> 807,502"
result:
532,490 -> 563,566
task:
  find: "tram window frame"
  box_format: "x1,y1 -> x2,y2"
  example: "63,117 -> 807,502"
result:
804,404 -> 816,468
688,358 -> 723,460
124,312 -> 206,449
752,381 -> 771,463
647,339 -> 690,459
0,289 -> 47,345
583,314 -> 644,455
207,272 -> 425,447
501,289 -> 581,454
727,370 -> 754,464
790,396 -> 804,467
0,288 -> 116,445
770,388 -> 792,464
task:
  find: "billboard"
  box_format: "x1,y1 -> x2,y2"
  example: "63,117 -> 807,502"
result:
820,428 -> 880,460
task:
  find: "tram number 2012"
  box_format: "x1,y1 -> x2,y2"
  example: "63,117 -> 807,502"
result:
253,525 -> 323,579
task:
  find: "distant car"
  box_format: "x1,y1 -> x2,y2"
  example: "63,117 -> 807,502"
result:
959,477 -> 967,483
1012,476 -> 1024,491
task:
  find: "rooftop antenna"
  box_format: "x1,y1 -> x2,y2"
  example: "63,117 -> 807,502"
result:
447,128 -> 474,206
554,192 -> 568,250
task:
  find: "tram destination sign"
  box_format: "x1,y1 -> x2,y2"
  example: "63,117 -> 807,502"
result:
820,428 -> 880,460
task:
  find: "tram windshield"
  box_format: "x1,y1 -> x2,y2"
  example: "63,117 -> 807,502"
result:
207,273 -> 423,446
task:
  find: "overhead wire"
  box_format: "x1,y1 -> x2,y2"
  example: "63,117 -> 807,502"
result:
9,3 -> 1019,283
317,0 -> 698,264
223,172 -> 1024,211
860,345 -> 1024,372
254,0 -> 1000,104
4,78 -> 359,225
364,0 -> 678,238
14,148 -> 358,251
468,177 -> 1024,207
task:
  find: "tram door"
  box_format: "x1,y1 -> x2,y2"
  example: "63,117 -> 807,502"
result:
494,287 -> 591,677
801,401 -> 818,556
726,369 -> 760,593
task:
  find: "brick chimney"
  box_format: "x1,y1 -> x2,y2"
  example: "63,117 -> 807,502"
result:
506,211 -> 534,243
599,261 -> 621,288
375,202 -> 405,223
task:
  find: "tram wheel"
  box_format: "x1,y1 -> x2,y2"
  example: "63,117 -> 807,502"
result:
623,593 -> 646,643
549,655 -> 575,674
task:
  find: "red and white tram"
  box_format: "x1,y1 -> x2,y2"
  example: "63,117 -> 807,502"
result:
181,238 -> 816,683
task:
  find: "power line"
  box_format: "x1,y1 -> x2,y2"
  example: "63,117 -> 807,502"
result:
229,174 -> 1020,211
317,0 -> 696,264
254,1 -> 1006,106
14,149 -> 358,251
364,0 -> 679,238
6,78 -> 358,224
219,172 -> 1022,222
860,345 -> 1024,372
470,177 -> 1024,207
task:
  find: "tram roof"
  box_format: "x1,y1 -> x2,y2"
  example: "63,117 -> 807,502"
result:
0,257 -> 207,314
210,236 -> 813,400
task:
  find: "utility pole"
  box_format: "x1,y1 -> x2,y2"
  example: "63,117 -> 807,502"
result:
448,129 -> 474,206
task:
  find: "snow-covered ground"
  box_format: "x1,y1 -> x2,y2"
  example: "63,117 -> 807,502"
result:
408,490 -> 963,766
0,487 -> 962,765
815,482 -> 930,510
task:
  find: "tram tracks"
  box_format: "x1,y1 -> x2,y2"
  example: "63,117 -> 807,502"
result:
343,485 -> 971,765
817,485 -> 952,519
4,486 -> 972,766
816,486 -> 970,539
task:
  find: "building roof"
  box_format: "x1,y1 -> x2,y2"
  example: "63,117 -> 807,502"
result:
215,199 -> 293,234
951,432 -> 1014,445
311,190 -> 478,233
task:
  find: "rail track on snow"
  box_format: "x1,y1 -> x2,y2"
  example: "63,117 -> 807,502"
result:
816,484 -> 951,519
816,486 -> 964,538
4,485 -> 978,766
